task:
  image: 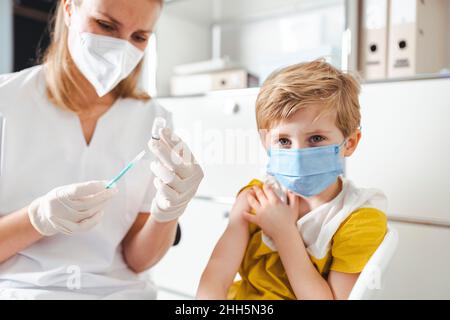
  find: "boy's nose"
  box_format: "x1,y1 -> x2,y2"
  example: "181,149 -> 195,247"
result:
292,142 -> 308,149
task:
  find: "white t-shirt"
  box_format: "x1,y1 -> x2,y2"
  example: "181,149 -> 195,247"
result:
0,65 -> 172,299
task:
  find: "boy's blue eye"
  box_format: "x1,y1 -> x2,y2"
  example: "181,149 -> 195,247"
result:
278,138 -> 291,147
309,135 -> 326,144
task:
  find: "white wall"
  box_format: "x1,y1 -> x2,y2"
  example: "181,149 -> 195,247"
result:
220,3 -> 345,83
0,0 -> 13,74
155,0 -> 345,93
155,13 -> 211,96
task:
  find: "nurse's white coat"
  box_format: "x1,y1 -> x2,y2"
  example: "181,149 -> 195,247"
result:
0,65 -> 172,299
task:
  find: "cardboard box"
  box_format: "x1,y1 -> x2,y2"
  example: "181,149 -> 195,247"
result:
170,69 -> 259,96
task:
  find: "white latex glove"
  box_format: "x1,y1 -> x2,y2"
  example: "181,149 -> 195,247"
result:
28,181 -> 118,236
148,127 -> 204,222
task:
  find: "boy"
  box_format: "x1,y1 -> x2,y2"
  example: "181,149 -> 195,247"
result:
197,60 -> 387,300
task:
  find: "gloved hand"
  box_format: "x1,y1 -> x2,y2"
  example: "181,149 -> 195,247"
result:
28,181 -> 118,236
148,127 -> 204,222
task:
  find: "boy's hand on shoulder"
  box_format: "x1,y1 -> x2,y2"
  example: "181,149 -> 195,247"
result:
228,188 -> 253,226
244,184 -> 300,241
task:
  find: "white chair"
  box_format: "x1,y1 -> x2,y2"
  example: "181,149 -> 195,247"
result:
348,225 -> 399,300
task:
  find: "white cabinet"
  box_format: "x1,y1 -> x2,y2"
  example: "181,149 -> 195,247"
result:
152,198 -> 231,298
346,78 -> 450,223
345,78 -> 450,299
378,222 -> 450,299
155,90 -> 263,298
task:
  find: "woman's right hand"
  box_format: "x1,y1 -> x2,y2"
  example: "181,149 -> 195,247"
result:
27,181 -> 118,236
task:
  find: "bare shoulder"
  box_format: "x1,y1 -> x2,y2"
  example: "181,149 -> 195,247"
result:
228,188 -> 253,225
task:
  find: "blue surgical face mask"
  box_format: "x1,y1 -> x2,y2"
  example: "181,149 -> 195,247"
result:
267,140 -> 346,197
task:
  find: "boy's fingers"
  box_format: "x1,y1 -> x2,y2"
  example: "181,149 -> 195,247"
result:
246,188 -> 255,197
243,212 -> 257,225
253,186 -> 267,204
263,184 -> 279,203
246,193 -> 260,210
288,192 -> 300,208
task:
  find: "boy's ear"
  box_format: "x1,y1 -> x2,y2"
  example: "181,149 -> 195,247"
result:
343,129 -> 361,157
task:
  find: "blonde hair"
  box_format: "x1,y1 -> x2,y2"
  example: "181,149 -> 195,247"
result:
42,0 -> 154,112
255,59 -> 361,138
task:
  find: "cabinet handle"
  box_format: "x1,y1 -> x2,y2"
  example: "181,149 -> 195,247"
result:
224,100 -> 240,115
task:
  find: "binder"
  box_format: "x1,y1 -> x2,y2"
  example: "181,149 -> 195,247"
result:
360,0 -> 389,80
388,0 -> 448,78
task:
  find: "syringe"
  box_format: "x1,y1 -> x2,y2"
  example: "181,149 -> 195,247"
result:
105,117 -> 167,189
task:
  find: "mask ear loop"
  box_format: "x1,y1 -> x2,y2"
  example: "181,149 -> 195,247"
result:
340,125 -> 362,150
335,138 -> 349,155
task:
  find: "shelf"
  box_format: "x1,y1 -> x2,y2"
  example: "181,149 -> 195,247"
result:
156,87 -> 260,100
362,72 -> 450,85
156,73 -> 450,99
163,0 -> 344,26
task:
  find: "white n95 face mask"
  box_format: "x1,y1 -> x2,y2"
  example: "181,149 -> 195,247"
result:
69,29 -> 144,97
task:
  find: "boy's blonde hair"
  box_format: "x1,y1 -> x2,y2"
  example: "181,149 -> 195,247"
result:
255,59 -> 361,138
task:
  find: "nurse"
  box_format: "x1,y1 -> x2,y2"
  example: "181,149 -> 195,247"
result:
0,0 -> 203,299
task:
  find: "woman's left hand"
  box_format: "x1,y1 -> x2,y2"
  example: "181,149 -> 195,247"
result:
148,127 -> 204,222
244,184 -> 300,241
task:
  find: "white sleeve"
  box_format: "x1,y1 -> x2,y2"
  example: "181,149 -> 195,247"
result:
139,178 -> 156,213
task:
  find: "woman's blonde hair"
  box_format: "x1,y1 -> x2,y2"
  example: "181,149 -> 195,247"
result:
256,59 -> 361,138
42,0 -> 153,112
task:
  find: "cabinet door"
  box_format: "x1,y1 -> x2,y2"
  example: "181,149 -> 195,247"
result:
346,78 -> 450,223
159,92 -> 266,198
378,222 -> 450,299
151,198 -> 231,298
